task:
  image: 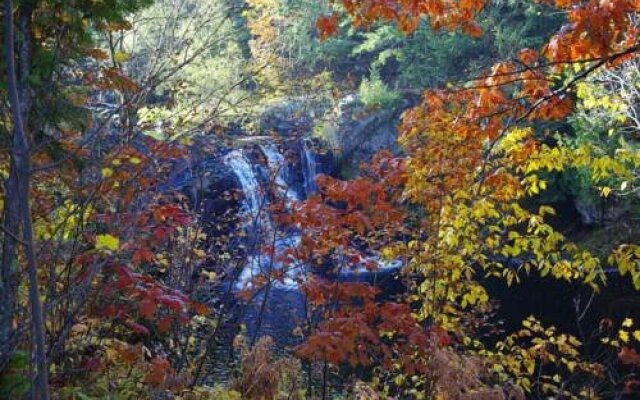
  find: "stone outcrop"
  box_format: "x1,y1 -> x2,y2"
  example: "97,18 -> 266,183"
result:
312,94 -> 406,178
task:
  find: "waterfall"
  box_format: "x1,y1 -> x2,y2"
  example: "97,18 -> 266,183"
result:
224,147 -> 300,290
223,141 -> 398,293
223,149 -> 267,229
301,140 -> 318,195
259,144 -> 300,202
236,236 -> 301,291
219,139 -> 400,346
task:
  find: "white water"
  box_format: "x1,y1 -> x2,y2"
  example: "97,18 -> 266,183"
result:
224,141 -> 400,292
301,140 -> 318,195
259,144 -> 300,202
236,236 -> 301,290
224,147 -> 301,290
223,149 -> 265,224
340,256 -> 403,276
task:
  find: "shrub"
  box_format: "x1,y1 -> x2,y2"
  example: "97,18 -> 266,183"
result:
358,69 -> 400,109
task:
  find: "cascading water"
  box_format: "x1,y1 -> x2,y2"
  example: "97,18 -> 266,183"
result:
225,141 -> 400,291
224,149 -> 271,288
224,146 -> 300,290
223,149 -> 267,230
221,138 -> 401,346
301,140 -> 318,195
259,143 -> 300,202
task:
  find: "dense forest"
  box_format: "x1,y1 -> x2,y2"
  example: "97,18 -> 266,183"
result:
1,0 -> 640,398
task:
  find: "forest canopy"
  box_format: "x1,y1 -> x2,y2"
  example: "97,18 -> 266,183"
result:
1,0 -> 640,399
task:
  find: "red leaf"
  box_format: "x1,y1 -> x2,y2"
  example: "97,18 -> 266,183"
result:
133,247 -> 155,266
238,289 -> 253,301
139,299 -> 157,319
158,295 -> 185,311
115,265 -> 137,288
158,317 -> 173,333
462,21 -> 483,38
153,227 -> 169,241
104,304 -> 118,318
619,347 -> 640,365
126,320 -> 150,335
145,357 -> 171,385
80,357 -> 102,371
624,379 -> 640,394
518,48 -> 539,65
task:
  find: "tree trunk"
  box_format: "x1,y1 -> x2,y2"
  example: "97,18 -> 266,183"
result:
2,1 -> 50,398
0,0 -> 33,374
0,158 -> 21,372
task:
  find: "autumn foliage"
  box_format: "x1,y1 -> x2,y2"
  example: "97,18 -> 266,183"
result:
2,0 -> 640,398
290,0 -> 640,397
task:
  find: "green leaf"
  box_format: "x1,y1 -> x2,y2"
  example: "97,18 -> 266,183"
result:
9,350 -> 28,369
0,373 -> 30,398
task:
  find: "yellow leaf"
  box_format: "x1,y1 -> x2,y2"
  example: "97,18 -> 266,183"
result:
623,318 -> 633,328
193,248 -> 206,258
634,330 -> 640,342
96,234 -> 119,251
102,167 -> 114,178
539,180 -> 547,190
524,358 -> 535,375
129,157 -> 142,165
601,186 -> 611,197
619,330 -> 630,343
114,51 -> 129,63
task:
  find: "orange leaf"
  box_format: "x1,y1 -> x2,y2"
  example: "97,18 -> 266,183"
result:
316,13 -> 339,41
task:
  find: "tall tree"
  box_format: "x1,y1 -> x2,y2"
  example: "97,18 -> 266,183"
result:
1,0 -> 153,394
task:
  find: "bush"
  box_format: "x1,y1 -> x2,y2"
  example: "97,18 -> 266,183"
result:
358,69 -> 400,109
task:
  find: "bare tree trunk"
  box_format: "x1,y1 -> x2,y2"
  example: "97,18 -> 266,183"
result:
321,359 -> 328,400
0,0 -> 23,375
0,159 -> 21,372
2,1 -> 50,398
0,0 -> 34,377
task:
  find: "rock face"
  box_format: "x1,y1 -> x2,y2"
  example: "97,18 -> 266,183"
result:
574,196 -> 629,226
197,162 -> 243,237
257,94 -> 407,180
314,94 -> 405,178
259,100 -> 315,136
181,139 -> 243,239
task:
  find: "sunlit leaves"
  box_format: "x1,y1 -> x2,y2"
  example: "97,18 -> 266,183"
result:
320,0 -> 489,35
541,0 -> 640,63
487,317 -> 604,396
298,1 -> 640,392
95,234 -> 120,251
608,244 -> 640,289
